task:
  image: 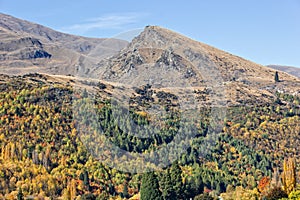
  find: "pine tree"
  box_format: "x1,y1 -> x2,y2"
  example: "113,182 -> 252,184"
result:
170,162 -> 183,199
108,183 -> 116,196
160,162 -> 184,200
275,71 -> 280,82
140,172 -> 162,200
79,171 -> 84,181
160,171 -> 175,200
183,176 -> 204,199
17,188 -> 24,200
122,183 -> 129,199
83,170 -> 90,190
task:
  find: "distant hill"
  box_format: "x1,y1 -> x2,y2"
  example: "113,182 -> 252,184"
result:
0,13 -> 128,75
267,65 -> 300,78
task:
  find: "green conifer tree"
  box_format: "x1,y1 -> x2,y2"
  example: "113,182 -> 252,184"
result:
122,184 -> 129,199
17,188 -> 24,200
140,172 -> 162,200
170,162 -> 183,199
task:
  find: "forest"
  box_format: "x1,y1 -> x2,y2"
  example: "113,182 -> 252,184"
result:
0,74 -> 300,199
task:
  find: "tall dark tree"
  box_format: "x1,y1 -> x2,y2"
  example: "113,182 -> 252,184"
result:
122,183 -> 129,199
140,172 -> 162,200
160,172 -> 176,200
183,176 -> 204,199
83,170 -> 90,191
160,162 -> 184,200
17,188 -> 24,200
275,71 -> 280,82
170,162 -> 183,199
108,183 -> 116,196
79,171 -> 84,181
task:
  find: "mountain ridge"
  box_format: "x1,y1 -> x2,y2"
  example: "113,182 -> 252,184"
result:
267,64 -> 300,78
92,25 -> 300,105
0,15 -> 299,106
0,13 -> 128,75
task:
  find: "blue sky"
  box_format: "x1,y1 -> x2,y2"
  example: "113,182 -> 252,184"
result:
1,0 -> 300,67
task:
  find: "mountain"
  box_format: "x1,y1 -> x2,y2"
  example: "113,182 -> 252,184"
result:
94,26 -> 300,105
267,65 -> 300,78
0,14 -> 299,106
0,13 -> 128,75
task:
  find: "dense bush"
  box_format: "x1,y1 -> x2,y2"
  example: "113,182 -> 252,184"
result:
265,187 -> 288,200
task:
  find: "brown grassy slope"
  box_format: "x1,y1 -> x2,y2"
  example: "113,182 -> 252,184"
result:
0,13 -> 128,76
268,65 -> 300,78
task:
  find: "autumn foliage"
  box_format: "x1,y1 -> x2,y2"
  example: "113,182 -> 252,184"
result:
281,157 -> 296,195
258,176 -> 270,194
0,74 -> 300,199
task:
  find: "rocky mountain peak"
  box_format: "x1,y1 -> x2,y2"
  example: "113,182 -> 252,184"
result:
93,25 -> 300,106
127,26 -> 181,51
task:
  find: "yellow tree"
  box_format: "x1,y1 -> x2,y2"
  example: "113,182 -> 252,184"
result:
281,157 -> 296,195
62,179 -> 77,200
70,179 -> 77,200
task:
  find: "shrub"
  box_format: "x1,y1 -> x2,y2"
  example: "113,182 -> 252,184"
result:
265,187 -> 288,200
194,193 -> 214,200
289,190 -> 300,200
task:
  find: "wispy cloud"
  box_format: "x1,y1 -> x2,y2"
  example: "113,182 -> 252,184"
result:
61,12 -> 146,34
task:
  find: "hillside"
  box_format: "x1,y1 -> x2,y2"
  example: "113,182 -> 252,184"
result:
0,72 -> 299,199
268,65 -> 300,78
0,13 -> 128,75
